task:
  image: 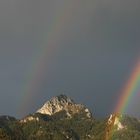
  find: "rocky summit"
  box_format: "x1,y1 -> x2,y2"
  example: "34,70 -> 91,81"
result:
37,94 -> 92,118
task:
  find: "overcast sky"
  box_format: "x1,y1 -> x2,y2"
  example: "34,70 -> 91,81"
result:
0,0 -> 140,118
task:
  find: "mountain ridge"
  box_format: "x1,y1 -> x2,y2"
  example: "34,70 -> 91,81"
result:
37,94 -> 92,119
0,94 -> 140,140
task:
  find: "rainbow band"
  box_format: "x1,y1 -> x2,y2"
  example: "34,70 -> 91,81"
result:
115,58 -> 140,114
106,57 -> 140,140
18,2 -> 73,116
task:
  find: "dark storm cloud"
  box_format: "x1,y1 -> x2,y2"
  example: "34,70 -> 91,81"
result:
0,0 -> 140,118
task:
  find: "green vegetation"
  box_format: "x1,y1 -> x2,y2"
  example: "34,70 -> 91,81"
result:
0,113 -> 140,140
111,115 -> 140,140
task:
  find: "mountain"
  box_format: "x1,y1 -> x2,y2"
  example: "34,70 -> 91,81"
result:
0,95 -> 140,140
37,94 -> 92,118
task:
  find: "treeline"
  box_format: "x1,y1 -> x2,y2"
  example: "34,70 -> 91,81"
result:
0,113 -> 140,140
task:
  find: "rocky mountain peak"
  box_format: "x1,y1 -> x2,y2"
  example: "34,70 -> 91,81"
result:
104,113 -> 125,140
48,94 -> 74,105
37,94 -> 92,118
107,114 -> 124,130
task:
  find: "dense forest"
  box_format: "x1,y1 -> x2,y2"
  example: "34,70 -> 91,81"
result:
1,112 -> 140,140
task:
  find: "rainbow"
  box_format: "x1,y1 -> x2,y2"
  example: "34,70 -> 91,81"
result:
115,57 -> 140,114
106,57 -> 140,140
17,2 -> 74,117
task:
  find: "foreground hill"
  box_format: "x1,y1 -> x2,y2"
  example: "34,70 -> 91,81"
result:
0,95 -> 140,140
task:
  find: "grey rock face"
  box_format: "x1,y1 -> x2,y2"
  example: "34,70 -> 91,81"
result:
37,94 -> 92,118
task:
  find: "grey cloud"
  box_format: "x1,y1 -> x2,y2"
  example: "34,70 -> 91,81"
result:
0,0 -> 140,118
